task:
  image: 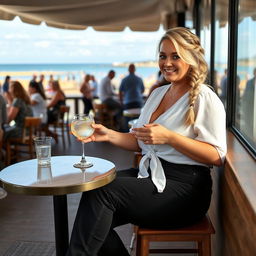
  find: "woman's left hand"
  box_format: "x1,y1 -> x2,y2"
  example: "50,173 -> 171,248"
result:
132,123 -> 171,145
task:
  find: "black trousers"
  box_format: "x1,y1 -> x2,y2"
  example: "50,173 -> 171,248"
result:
66,160 -> 212,256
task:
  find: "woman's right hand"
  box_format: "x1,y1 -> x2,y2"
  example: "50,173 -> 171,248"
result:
79,123 -> 110,143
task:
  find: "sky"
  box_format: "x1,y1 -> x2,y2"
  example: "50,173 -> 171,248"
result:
0,17 -> 165,64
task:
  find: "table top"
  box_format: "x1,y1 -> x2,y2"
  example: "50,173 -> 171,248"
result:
0,156 -> 116,196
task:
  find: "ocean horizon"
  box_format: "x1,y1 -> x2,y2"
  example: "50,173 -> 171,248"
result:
0,63 -> 159,83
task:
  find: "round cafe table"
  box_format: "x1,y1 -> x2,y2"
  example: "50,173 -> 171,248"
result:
0,155 -> 116,256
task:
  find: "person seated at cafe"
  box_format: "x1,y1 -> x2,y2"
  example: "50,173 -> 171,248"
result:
28,80 -> 47,124
66,27 -> 227,256
4,81 -> 32,140
47,80 -> 66,124
0,94 -> 7,169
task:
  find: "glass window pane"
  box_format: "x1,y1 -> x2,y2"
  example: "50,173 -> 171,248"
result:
200,2 -> 211,67
237,0 -> 256,148
215,0 -> 229,108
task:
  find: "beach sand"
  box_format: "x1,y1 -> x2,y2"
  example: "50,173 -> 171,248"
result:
0,71 -> 157,96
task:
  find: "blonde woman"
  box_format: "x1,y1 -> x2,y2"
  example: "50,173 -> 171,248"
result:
66,27 -> 227,256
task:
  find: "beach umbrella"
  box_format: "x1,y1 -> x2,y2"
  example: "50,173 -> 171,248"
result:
0,0 -> 192,31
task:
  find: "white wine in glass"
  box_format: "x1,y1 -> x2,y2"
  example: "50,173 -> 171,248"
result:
71,114 -> 95,168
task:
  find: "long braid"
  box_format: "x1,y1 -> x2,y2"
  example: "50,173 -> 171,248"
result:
185,69 -> 201,125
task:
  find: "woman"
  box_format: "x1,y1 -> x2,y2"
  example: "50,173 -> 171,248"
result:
28,80 -> 47,124
4,81 -> 32,140
66,27 -> 227,256
80,74 -> 94,114
47,80 -> 66,124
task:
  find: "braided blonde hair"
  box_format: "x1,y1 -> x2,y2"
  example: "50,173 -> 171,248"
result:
158,27 -> 208,126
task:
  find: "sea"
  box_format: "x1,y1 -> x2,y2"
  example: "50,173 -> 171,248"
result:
0,63 -> 159,85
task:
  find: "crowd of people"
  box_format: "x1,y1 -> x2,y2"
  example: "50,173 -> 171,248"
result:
0,26 -> 235,255
0,74 -> 68,165
79,64 -> 147,131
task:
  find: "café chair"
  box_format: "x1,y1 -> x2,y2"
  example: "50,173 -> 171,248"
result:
92,100 -> 115,129
132,152 -> 215,256
6,116 -> 42,165
47,105 -> 71,145
58,105 -> 71,144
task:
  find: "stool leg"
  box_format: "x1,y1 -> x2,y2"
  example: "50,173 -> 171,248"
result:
136,236 -> 149,256
6,142 -> 11,165
199,236 -> 211,256
136,234 -> 141,256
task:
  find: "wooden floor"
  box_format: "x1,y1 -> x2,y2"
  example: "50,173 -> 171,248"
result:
0,132 -> 196,256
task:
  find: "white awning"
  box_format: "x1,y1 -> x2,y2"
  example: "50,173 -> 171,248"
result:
0,0 -> 194,31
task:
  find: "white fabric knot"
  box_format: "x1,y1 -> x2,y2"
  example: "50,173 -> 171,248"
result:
138,150 -> 166,193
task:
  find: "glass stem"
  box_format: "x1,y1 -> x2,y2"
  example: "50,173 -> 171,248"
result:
81,142 -> 86,163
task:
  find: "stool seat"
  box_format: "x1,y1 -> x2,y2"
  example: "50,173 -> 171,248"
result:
136,215 -> 215,256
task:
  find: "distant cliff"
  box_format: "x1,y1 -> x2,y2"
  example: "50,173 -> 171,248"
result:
112,60 -> 158,67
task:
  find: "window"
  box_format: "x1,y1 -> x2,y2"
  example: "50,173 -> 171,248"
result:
215,0 -> 229,108
200,1 -> 211,67
236,0 -> 256,150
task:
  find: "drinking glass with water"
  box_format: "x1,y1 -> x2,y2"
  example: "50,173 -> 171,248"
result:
34,137 -> 52,166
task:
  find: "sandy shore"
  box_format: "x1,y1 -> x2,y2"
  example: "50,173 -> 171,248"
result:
0,70 -> 156,96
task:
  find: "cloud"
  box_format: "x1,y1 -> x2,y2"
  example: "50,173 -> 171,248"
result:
78,49 -> 92,56
4,33 -> 30,39
78,40 -> 89,46
34,41 -> 51,48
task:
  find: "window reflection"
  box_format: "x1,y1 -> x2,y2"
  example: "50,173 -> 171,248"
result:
200,1 -> 211,67
215,0 -> 229,107
237,1 -> 256,147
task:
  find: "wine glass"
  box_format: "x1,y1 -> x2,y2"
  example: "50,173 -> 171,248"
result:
71,114 -> 95,168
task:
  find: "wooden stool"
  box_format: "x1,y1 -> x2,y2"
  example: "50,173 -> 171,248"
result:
135,215 -> 215,256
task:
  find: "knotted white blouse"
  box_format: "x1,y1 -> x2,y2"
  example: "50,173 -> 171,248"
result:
133,84 -> 227,193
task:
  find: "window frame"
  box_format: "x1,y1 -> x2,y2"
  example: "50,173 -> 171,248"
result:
227,0 -> 256,158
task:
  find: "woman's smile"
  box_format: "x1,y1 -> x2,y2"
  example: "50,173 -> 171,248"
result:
159,39 -> 190,84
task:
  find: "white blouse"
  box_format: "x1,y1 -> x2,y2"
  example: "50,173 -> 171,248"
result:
133,84 -> 227,193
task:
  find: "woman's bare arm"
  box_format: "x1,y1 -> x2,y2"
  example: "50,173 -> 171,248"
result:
79,124 -> 141,152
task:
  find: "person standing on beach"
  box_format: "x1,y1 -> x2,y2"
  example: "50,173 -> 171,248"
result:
38,74 -> 45,93
119,63 -> 145,110
2,75 -> 12,104
80,74 -> 94,115
90,75 -> 99,99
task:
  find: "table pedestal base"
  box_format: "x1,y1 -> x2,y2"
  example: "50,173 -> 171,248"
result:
53,195 -> 69,256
